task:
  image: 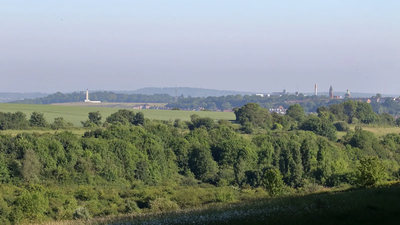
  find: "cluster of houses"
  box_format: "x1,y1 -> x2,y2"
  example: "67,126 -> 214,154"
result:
269,106 -> 287,115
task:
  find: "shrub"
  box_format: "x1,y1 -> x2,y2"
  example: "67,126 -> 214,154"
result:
73,207 -> 91,220
150,198 -> 180,212
11,190 -> 49,223
0,196 -> 10,221
261,168 -> 285,197
300,183 -> 324,195
334,121 -> 349,132
125,199 -> 141,214
272,123 -> 283,131
356,156 -> 387,187
74,187 -> 98,201
215,188 -> 236,203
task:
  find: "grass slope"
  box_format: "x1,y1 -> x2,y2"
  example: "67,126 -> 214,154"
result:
0,103 -> 235,127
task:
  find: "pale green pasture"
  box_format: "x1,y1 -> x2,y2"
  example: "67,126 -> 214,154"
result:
0,129 -> 87,137
0,103 -> 235,127
348,124 -> 400,137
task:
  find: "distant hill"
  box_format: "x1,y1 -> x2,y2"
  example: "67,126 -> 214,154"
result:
114,87 -> 256,97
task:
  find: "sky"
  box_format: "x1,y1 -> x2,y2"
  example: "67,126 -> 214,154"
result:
1,1 -> 400,94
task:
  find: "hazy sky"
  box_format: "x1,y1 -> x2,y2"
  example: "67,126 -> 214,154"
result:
1,1 -> 400,94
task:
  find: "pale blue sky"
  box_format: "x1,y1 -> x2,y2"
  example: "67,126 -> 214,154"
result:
1,1 -> 399,94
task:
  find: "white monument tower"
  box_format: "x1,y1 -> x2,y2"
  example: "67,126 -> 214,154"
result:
84,89 -> 91,102
315,84 -> 318,96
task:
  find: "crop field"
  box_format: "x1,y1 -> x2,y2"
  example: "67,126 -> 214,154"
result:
0,103 -> 235,127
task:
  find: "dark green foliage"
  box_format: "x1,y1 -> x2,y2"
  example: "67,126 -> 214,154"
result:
88,111 -> 102,126
234,103 -> 272,129
261,168 -> 285,196
189,145 -> 218,182
286,104 -> 305,123
134,112 -> 145,126
0,111 -> 29,130
106,110 -> 145,126
29,112 -> 48,127
300,116 -> 337,141
0,109 -> 399,224
379,113 -> 395,125
106,109 -> 135,125
189,114 -> 215,131
333,121 -> 349,131
51,117 -> 73,130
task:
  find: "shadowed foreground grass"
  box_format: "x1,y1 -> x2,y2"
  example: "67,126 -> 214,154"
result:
105,185 -> 400,225
33,185 -> 400,225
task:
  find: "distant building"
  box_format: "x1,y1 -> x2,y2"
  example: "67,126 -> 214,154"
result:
255,94 -> 264,97
329,86 -> 333,99
315,84 -> 318,96
271,89 -> 288,96
345,89 -> 351,98
133,104 -> 151,109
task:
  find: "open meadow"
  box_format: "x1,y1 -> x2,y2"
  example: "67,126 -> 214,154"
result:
50,102 -> 167,108
337,124 -> 400,139
0,103 -> 235,127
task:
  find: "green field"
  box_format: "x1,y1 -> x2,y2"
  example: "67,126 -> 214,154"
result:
0,103 -> 235,127
337,124 -> 400,139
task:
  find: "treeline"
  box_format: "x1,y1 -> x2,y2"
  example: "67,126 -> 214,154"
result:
234,102 -> 400,138
168,95 -> 400,116
0,103 -> 399,223
0,111 -> 73,130
167,94 -> 334,112
11,91 -> 174,104
11,91 -> 400,116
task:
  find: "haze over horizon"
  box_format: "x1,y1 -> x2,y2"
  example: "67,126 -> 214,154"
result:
1,1 -> 399,94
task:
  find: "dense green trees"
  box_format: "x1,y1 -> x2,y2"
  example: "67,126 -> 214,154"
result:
0,112 -> 29,130
234,103 -> 273,132
300,116 -> 337,141
106,109 -> 145,126
261,168 -> 285,196
29,112 -> 48,127
356,156 -> 387,187
0,102 -> 399,223
286,104 -> 305,123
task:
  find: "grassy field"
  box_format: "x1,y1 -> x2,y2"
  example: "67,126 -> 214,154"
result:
349,124 -> 400,137
0,103 -> 235,127
51,102 -> 167,108
337,124 -> 400,140
0,129 -> 87,137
